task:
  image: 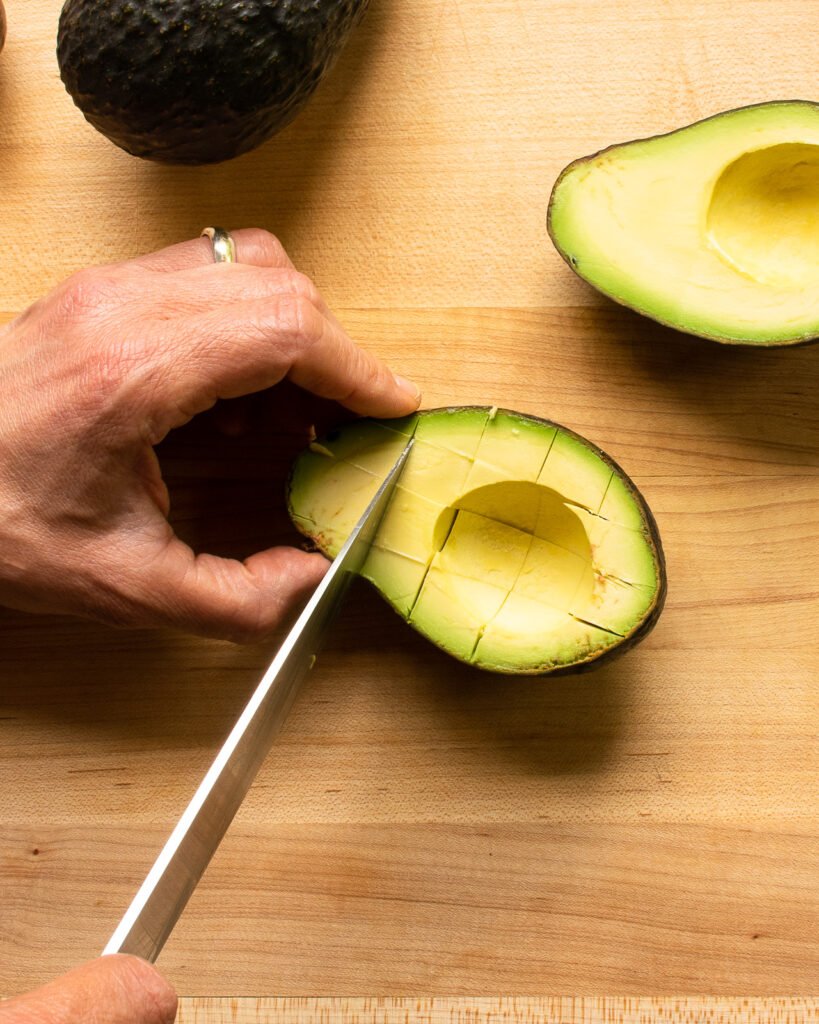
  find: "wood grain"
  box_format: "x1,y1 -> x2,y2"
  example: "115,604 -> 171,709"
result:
172,998 -> 819,1024
1,0 -> 818,1013
3,823 -> 819,994
3,1 -> 819,313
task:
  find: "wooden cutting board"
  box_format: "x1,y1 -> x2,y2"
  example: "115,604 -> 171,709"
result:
1,0 -> 818,1018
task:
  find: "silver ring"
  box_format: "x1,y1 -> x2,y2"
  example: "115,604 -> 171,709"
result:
201,226 -> 236,263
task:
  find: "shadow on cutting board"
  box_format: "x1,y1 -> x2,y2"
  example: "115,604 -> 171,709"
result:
134,0 -> 395,250
0,608 -> 280,750
0,579 -> 636,782
568,298 -> 819,469
327,583 -> 637,778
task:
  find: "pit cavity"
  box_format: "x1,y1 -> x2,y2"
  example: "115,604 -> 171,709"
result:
430,481 -> 596,615
706,143 -> 819,287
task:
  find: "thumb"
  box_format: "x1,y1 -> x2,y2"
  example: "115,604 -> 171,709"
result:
130,539 -> 330,642
0,955 -> 177,1024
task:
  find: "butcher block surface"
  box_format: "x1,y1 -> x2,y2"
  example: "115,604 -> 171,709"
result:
0,0 -> 817,1018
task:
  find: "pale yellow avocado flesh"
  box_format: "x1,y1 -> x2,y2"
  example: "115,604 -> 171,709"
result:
288,408 -> 665,673
548,101 -> 819,345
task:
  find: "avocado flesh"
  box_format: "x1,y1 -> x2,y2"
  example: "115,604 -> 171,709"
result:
548,101 -> 819,346
57,0 -> 369,164
288,408 -> 666,674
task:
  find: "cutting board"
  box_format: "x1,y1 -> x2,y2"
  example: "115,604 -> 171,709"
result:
1,0 -> 818,1018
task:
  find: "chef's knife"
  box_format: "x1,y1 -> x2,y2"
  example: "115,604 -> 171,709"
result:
103,437 -> 414,963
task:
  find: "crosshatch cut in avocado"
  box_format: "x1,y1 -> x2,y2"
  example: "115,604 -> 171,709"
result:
288,408 -> 666,675
548,101 -> 819,347
57,0 -> 370,164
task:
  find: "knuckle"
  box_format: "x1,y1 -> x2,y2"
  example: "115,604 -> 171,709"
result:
185,555 -> 270,643
274,293 -> 324,349
284,269 -> 322,307
356,341 -> 387,383
346,353 -> 387,403
242,227 -> 289,267
57,266 -> 124,321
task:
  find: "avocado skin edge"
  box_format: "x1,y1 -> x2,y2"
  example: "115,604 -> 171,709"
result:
56,0 -> 370,165
287,406 -> 668,677
547,99 -> 819,349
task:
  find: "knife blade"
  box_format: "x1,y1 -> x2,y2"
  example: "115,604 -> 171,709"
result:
103,436 -> 414,963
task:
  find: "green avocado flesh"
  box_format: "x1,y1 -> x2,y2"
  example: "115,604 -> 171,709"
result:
548,101 -> 819,346
57,0 -> 369,164
288,408 -> 666,674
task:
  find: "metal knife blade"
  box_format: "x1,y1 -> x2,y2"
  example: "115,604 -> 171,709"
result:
103,436 -> 414,963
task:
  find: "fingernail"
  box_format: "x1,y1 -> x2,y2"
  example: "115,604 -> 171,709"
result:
394,373 -> 422,406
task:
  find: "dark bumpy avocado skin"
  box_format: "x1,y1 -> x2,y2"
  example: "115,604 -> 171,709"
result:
57,0 -> 370,164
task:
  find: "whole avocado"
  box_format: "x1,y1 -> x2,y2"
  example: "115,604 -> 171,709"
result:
57,0 -> 370,164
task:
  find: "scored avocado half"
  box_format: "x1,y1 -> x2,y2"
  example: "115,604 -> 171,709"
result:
288,408 -> 666,675
548,101 -> 819,346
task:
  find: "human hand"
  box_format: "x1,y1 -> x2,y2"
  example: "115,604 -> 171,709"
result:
0,955 -> 176,1024
0,228 -> 420,640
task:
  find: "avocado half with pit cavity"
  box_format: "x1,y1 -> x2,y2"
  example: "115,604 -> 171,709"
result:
288,408 -> 666,675
548,101 -> 819,346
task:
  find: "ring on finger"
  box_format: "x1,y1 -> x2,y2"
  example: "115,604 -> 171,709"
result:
201,226 -> 237,264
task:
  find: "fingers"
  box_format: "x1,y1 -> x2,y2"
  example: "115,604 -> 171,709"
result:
242,295 -> 422,416
132,541 -> 331,642
150,296 -> 420,434
288,311 -> 422,416
119,228 -> 421,423
130,227 -> 294,272
0,955 -> 177,1024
